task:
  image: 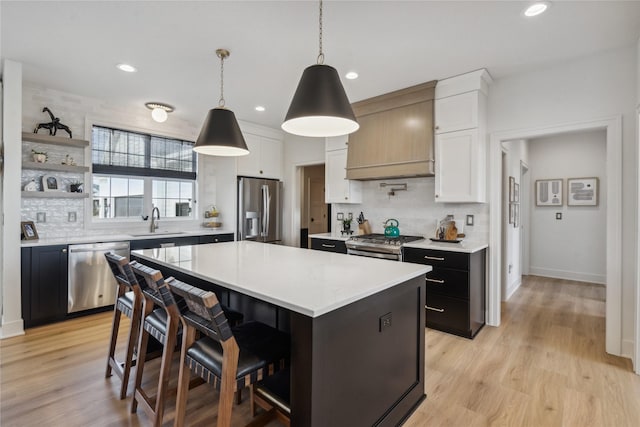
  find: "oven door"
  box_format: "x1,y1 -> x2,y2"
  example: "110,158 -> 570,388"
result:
347,248 -> 400,261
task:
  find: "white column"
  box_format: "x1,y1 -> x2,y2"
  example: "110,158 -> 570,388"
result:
1,60 -> 25,338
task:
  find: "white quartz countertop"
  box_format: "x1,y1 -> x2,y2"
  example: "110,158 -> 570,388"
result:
20,228 -> 234,247
308,232 -> 352,241
132,241 -> 430,318
402,239 -> 488,254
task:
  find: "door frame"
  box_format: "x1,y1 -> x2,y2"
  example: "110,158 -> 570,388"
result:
489,116 -> 623,357
291,162 -> 325,248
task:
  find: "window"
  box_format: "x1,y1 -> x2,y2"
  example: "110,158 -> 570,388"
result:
91,126 -> 197,221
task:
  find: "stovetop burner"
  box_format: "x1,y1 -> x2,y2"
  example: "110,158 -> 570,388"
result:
349,233 -> 424,246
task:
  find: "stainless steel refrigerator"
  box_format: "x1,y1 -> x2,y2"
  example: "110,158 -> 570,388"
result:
238,177 -> 283,243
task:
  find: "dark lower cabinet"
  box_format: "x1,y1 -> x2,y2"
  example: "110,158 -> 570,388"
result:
21,245 -> 68,328
310,237 -> 347,254
403,247 -> 486,339
198,233 -> 234,244
130,235 -> 199,250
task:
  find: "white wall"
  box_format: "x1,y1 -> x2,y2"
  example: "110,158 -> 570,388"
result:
502,140 -> 528,300
1,60 -> 25,338
488,46 -> 637,356
528,130 -> 606,284
281,134 -> 325,247
333,177 -> 489,240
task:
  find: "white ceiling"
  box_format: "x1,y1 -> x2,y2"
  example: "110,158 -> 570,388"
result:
2,1 -> 640,131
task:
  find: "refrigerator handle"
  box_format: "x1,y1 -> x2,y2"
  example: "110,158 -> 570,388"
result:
261,184 -> 270,237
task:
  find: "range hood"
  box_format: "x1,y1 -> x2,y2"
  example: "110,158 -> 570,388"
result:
346,81 -> 436,180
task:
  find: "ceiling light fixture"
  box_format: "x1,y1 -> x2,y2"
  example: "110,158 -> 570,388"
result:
524,2 -> 549,17
282,0 -> 359,137
116,63 -> 137,73
255,106 -> 266,112
193,49 -> 249,157
145,102 -> 174,123
345,71 -> 359,80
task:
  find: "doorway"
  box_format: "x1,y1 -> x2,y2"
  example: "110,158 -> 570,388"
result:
489,116 -> 623,357
300,164 -> 328,248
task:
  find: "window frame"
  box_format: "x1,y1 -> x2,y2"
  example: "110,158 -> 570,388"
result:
85,120 -> 199,229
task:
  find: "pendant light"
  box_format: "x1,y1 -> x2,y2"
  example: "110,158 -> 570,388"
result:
282,0 -> 359,137
194,49 -> 249,156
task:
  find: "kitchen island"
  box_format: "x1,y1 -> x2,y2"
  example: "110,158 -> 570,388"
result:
132,241 -> 430,426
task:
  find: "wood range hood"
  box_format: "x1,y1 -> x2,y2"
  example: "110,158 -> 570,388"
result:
346,80 -> 437,180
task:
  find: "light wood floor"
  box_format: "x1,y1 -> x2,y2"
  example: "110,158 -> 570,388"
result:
1,276 -> 639,426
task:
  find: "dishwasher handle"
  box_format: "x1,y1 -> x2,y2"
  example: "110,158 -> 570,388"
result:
68,243 -> 130,253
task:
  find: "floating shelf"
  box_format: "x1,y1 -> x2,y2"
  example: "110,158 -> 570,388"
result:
22,132 -> 89,148
22,191 -> 89,199
22,161 -> 90,173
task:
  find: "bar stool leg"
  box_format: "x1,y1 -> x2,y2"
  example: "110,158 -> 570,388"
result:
105,305 -> 122,378
119,302 -> 142,399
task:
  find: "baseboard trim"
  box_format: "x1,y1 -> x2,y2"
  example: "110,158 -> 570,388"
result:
0,318 -> 25,339
504,278 -> 522,301
528,267 -> 605,284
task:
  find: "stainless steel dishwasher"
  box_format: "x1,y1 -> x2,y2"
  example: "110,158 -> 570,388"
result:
68,241 -> 130,313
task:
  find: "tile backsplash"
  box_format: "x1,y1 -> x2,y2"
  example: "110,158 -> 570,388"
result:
333,177 -> 489,241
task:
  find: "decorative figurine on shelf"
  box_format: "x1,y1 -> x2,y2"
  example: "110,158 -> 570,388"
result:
33,107 -> 73,138
61,154 -> 77,166
69,181 -> 83,193
31,149 -> 47,163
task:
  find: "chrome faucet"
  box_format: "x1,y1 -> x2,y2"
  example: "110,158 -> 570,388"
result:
150,207 -> 160,232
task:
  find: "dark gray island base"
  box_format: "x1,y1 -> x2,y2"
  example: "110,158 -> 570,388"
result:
132,242 -> 428,426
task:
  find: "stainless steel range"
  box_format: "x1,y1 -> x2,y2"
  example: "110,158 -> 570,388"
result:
346,233 -> 424,261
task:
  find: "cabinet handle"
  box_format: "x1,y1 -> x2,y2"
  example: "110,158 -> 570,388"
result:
214,238 -> 219,243
435,126 -> 440,130
435,194 -> 439,198
424,255 -> 445,261
344,197 -> 348,200
426,305 -> 445,313
426,278 -> 445,284
322,244 -> 336,248
260,170 -> 263,174
62,248 -> 68,253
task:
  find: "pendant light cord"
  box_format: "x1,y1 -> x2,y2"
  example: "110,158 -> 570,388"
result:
219,54 -> 225,108
317,0 -> 324,65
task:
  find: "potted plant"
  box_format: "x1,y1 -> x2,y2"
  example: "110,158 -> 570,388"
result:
342,218 -> 352,233
69,181 -> 83,193
31,149 -> 47,163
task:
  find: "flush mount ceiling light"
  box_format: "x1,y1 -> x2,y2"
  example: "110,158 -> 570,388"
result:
282,0 -> 359,138
524,2 -> 549,17
145,102 -> 174,123
193,49 -> 249,157
116,63 -> 137,73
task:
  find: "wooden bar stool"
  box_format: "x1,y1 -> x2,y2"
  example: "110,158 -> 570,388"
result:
129,261 -> 183,427
104,252 -> 143,400
248,369 -> 291,427
167,279 -> 290,427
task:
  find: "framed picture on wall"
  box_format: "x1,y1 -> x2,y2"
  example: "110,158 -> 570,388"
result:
514,183 -> 520,203
535,179 -> 563,206
513,203 -> 519,228
509,176 -> 515,202
568,177 -> 599,206
21,221 -> 39,240
508,202 -> 515,224
41,174 -> 59,192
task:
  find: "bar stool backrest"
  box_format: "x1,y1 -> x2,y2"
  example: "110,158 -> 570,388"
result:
168,279 -> 233,344
130,261 -> 177,310
105,252 -> 139,292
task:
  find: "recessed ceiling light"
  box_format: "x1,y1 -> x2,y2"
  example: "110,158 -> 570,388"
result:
116,63 -> 137,73
255,106 -> 266,112
524,2 -> 549,17
345,71 -> 359,80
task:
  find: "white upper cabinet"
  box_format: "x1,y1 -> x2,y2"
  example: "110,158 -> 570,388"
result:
236,133 -> 283,180
435,91 -> 479,134
325,136 -> 362,204
434,69 -> 491,203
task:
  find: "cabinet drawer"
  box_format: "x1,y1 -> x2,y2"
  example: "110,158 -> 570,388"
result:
403,248 -> 469,271
310,238 -> 347,254
425,293 -> 469,335
426,267 -> 469,299
199,233 -> 234,244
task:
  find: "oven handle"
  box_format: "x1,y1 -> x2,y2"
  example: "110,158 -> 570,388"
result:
347,248 -> 400,261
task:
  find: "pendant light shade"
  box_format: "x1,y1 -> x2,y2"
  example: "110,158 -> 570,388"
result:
193,48 -> 249,157
282,0 -> 358,138
282,64 -> 359,137
194,108 -> 249,156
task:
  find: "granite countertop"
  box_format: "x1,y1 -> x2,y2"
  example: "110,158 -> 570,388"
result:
20,228 -> 235,247
132,241 -> 430,317
402,239 -> 488,254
